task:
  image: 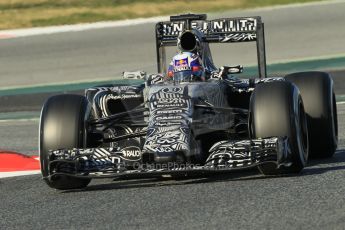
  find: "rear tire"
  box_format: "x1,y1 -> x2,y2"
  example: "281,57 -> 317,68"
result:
249,81 -> 308,175
39,94 -> 91,190
285,71 -> 337,158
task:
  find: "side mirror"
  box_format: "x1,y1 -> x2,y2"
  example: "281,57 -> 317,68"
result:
219,65 -> 243,77
123,71 -> 147,79
146,74 -> 164,86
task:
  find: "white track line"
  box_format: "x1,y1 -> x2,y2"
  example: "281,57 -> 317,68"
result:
0,0 -> 343,39
0,118 -> 40,123
235,0 -> 345,13
0,16 -> 168,39
0,170 -> 40,178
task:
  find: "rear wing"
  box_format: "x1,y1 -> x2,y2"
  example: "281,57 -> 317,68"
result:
155,14 -> 267,78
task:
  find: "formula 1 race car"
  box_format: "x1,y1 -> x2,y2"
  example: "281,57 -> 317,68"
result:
39,14 -> 338,190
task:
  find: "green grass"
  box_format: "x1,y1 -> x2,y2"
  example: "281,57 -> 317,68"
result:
0,0 -> 325,30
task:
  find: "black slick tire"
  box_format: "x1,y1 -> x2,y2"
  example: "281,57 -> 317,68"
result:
285,71 -> 337,158
249,81 -> 309,175
39,94 -> 91,190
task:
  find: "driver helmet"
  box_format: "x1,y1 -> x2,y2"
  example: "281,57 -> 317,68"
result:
167,52 -> 204,82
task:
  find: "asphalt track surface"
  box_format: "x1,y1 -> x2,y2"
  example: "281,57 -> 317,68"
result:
1,2 -> 345,229
0,1 -> 345,88
0,103 -> 344,229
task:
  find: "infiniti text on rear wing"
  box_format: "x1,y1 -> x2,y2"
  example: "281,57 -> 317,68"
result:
159,17 -> 258,44
155,15 -> 267,78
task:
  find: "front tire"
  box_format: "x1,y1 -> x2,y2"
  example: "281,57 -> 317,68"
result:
39,94 -> 91,190
249,81 -> 309,175
285,71 -> 337,158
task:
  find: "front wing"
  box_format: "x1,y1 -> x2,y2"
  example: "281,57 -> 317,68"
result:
44,137 -> 291,181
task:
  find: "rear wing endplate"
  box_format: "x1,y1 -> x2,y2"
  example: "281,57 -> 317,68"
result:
155,14 -> 267,78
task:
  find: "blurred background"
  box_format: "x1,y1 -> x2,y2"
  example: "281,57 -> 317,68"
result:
0,0 -> 344,87
0,0 -> 324,30
0,0 -> 344,152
